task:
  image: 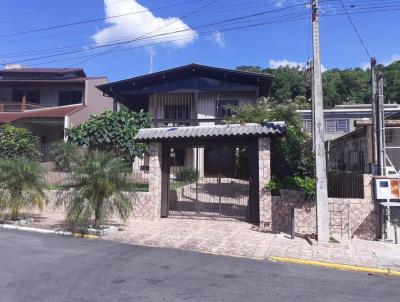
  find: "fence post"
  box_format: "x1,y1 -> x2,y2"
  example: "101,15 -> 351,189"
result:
291,207 -> 295,239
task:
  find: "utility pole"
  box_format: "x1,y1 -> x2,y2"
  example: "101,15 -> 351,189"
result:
312,0 -> 329,242
371,57 -> 378,173
308,59 -> 315,150
377,73 -> 386,175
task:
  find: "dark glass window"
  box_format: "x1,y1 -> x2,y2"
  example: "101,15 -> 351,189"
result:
164,104 -> 191,120
58,91 -> 83,106
12,89 -> 40,103
26,90 -> 40,104
216,99 -> 239,118
12,89 -> 24,102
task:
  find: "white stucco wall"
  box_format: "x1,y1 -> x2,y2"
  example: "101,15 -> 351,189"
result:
67,77 -> 112,127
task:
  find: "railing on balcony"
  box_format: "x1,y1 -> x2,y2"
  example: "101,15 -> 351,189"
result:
0,101 -> 50,112
151,118 -> 223,127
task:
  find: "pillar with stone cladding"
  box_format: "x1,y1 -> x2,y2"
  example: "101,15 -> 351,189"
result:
148,142 -> 162,219
258,137 -> 272,229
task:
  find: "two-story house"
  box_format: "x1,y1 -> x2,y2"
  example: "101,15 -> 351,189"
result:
97,63 -> 273,178
0,66 -> 112,144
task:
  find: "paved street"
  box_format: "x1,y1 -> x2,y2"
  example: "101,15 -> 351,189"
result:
0,230 -> 399,302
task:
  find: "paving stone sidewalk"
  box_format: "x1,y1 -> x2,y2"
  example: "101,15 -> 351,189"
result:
25,206 -> 400,271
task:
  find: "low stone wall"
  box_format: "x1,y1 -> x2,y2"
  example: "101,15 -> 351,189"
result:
44,190 -> 159,221
269,175 -> 377,240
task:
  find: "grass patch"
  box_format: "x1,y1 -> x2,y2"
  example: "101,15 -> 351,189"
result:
125,182 -> 149,192
169,181 -> 194,190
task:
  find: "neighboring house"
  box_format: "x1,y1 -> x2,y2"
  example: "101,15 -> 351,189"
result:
97,63 -> 273,177
299,103 -> 400,141
0,66 -> 111,144
327,110 -> 400,176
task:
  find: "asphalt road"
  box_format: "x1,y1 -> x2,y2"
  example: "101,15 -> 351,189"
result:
0,230 -> 399,302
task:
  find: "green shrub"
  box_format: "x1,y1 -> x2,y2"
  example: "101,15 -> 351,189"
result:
51,141 -> 80,172
175,167 -> 199,183
0,157 -> 46,220
0,124 -> 41,160
266,176 -> 316,202
65,109 -> 151,162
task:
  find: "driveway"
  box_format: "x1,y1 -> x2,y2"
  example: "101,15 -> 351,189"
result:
1,229 -> 399,302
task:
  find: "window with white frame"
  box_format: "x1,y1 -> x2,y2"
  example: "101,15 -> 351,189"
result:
336,119 -> 349,132
324,119 -> 349,133
302,119 -> 312,131
325,120 -> 336,133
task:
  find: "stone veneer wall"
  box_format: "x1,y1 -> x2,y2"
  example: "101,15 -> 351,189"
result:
146,142 -> 162,219
44,142 -> 163,221
258,137 -> 272,230
270,175 -> 377,240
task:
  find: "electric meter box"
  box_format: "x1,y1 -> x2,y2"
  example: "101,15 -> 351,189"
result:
375,178 -> 400,199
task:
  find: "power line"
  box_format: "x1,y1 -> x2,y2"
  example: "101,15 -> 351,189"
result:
1,2 -> 310,65
70,0 -> 220,67
0,0 -> 206,39
1,0 -> 394,66
339,0 -> 371,58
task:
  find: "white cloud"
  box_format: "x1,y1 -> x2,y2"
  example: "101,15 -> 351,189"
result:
92,0 -> 197,48
207,31 -> 225,48
361,54 -> 400,70
269,59 -> 327,71
383,54 -> 400,66
273,0 -> 286,8
360,62 -> 370,70
269,59 -> 306,69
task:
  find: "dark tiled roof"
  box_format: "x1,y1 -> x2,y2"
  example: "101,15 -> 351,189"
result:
0,77 -> 87,86
0,104 -> 84,123
97,63 -> 273,98
134,122 -> 286,142
0,68 -> 85,77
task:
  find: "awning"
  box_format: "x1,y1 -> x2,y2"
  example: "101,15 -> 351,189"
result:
134,122 -> 286,142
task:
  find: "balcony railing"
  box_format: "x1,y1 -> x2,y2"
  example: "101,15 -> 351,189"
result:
152,118 -> 223,127
0,101 -> 50,112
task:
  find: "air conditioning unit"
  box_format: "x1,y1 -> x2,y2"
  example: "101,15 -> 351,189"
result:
375,178 -> 399,200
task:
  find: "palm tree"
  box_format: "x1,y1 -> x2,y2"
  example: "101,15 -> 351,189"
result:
57,151 -> 134,229
0,157 -> 46,221
51,141 -> 79,172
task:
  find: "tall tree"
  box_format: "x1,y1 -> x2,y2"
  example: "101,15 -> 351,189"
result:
237,60 -> 400,108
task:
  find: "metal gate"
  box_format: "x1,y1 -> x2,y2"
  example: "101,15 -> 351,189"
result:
167,144 -> 250,218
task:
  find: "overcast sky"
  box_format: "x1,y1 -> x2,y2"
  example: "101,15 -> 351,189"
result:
0,0 -> 399,81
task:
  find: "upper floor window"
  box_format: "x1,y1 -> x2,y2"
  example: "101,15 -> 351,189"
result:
164,104 -> 192,120
12,89 -> 40,104
216,99 -> 239,118
59,91 -> 83,106
325,119 -> 349,133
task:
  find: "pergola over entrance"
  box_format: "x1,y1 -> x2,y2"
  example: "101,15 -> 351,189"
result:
135,122 -> 286,226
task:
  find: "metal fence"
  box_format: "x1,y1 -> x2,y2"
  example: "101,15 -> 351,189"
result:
326,136 -> 367,199
39,144 -> 149,192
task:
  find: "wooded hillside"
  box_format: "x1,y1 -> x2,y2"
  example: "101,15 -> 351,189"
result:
237,61 -> 400,108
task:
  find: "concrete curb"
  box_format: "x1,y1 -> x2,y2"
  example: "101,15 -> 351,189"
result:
269,256 -> 400,277
0,224 -> 100,239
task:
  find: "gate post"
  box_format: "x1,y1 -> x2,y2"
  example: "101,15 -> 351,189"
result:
258,137 -> 272,230
149,142 -> 163,218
